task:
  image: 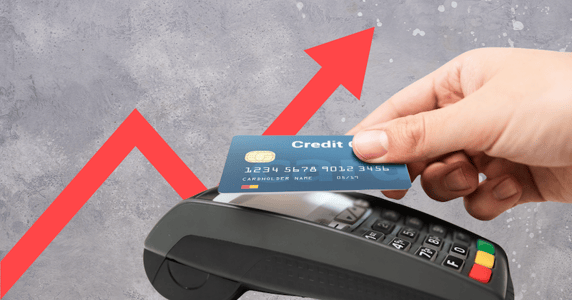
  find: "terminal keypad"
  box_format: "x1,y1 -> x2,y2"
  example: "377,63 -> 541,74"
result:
353,206 -> 499,285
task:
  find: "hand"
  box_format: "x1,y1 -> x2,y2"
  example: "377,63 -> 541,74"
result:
347,48 -> 572,220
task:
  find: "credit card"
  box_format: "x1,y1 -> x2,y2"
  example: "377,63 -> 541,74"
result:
218,135 -> 411,193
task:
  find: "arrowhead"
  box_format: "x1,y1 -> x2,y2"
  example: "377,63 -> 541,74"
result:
304,27 -> 374,100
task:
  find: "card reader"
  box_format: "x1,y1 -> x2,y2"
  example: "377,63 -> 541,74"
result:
143,187 -> 514,300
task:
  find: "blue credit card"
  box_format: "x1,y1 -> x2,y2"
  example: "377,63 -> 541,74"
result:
218,135 -> 411,193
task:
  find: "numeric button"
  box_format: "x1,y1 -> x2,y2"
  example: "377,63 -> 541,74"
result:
406,217 -> 424,230
423,235 -> 443,250
372,219 -> 395,234
430,224 -> 447,237
450,243 -> 469,258
455,231 -> 471,244
381,210 -> 400,222
389,238 -> 411,251
415,247 -> 437,261
363,230 -> 384,241
398,227 -> 419,242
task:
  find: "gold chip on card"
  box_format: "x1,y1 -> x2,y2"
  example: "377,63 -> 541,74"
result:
245,151 -> 276,163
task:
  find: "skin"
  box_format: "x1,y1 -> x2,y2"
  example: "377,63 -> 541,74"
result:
347,48 -> 572,220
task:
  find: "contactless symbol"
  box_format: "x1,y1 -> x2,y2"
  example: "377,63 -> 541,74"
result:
245,151 -> 276,163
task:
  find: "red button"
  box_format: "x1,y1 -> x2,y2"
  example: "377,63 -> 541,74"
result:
469,264 -> 492,283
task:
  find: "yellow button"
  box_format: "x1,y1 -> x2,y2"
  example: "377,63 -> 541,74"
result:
475,251 -> 495,268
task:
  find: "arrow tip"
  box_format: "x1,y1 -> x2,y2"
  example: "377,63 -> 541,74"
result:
304,27 -> 375,100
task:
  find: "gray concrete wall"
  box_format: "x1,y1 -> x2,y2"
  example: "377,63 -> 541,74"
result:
1,0 -> 571,299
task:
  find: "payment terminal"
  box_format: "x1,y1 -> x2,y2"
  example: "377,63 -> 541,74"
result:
143,187 -> 514,300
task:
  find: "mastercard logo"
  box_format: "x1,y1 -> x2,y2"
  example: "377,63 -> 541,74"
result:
245,151 -> 276,163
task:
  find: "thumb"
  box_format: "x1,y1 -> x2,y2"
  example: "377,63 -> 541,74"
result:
352,96 -> 502,164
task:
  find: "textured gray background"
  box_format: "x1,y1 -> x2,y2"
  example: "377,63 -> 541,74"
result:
1,0 -> 572,299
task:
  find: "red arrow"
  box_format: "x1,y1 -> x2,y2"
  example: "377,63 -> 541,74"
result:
0,28 -> 374,298
0,110 -> 206,298
264,27 -> 374,135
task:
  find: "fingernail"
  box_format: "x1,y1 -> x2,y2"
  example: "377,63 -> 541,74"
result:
444,168 -> 470,191
353,130 -> 388,160
493,178 -> 518,200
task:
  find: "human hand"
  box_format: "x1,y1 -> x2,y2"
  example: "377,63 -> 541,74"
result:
347,48 -> 572,220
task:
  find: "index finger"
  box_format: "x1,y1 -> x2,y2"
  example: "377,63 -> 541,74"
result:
346,57 -> 463,135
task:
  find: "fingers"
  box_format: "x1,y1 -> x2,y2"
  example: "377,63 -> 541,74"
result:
463,175 -> 522,220
463,157 -> 542,220
352,79 -> 510,164
420,152 -> 479,202
382,190 -> 408,199
419,152 -> 543,220
346,48 -> 550,219
346,54 -> 467,136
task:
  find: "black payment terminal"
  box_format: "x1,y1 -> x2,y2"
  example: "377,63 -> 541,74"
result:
143,187 -> 514,300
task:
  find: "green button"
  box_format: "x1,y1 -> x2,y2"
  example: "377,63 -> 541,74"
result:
477,240 -> 495,255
